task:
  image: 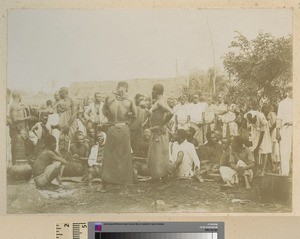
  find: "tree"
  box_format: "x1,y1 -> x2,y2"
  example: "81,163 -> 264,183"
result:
223,32 -> 292,105
185,68 -> 232,101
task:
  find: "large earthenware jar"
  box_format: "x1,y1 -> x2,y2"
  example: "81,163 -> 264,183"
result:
11,160 -> 32,181
260,173 -> 290,204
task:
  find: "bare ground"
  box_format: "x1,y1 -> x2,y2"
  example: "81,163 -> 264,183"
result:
7,176 -> 292,214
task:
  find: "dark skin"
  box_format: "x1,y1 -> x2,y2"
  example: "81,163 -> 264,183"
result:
247,114 -> 264,154
58,90 -> 77,134
229,148 -> 254,172
47,141 -> 67,165
100,85 -> 137,192
229,142 -> 254,189
10,96 -> 35,123
147,88 -> 174,184
70,134 -> 90,162
150,90 -> 174,126
179,95 -> 187,105
247,113 -> 267,176
102,86 -> 137,122
172,133 -> 200,176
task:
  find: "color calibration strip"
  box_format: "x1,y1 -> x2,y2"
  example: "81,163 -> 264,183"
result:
94,232 -> 218,239
90,222 -> 223,239
56,223 -> 88,239
56,222 -> 223,239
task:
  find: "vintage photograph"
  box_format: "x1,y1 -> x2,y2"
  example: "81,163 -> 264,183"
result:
6,9 -> 293,214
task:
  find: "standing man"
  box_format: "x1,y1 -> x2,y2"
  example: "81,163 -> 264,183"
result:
174,94 -> 189,130
148,84 -> 174,184
9,90 -> 33,165
53,91 -> 61,113
47,91 -> 61,151
129,94 -> 148,155
245,109 -> 272,176
215,94 -> 228,132
100,81 -> 137,192
189,94 -> 206,145
276,85 -> 293,176
84,92 -> 107,131
57,87 -> 77,157
43,100 -> 54,115
204,97 -> 217,132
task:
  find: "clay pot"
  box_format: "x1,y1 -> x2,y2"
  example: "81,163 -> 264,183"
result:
11,160 -> 32,181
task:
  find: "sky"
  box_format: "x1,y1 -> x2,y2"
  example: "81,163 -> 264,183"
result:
8,9 -> 292,93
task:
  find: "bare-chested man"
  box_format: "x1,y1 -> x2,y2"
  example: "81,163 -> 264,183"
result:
100,81 -> 137,192
69,131 -> 90,182
148,84 -> 174,184
53,91 -> 61,114
9,90 -> 33,165
57,87 -> 77,157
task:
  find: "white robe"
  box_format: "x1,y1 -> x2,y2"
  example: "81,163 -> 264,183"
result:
170,140 -> 200,178
174,103 -> 190,129
245,110 -> 272,154
277,97 -> 293,176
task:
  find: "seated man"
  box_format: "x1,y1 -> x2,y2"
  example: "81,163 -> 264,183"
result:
86,131 -> 106,186
68,131 -> 90,180
69,108 -> 87,139
220,136 -> 255,190
132,128 -> 152,177
196,131 -> 223,178
32,135 -> 66,190
170,129 -> 200,179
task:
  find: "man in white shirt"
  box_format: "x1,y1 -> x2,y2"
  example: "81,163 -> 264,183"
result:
204,97 -> 217,132
174,94 -> 190,130
276,85 -> 293,176
170,129 -> 200,178
189,94 -> 207,145
84,92 -> 107,129
215,94 -> 228,133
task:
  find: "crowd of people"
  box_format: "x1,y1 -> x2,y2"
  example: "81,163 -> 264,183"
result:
6,81 -> 293,192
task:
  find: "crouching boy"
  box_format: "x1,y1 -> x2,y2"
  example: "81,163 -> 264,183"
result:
32,135 -> 66,190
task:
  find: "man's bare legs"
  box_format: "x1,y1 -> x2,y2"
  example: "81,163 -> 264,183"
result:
259,154 -> 267,177
244,175 -> 251,190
